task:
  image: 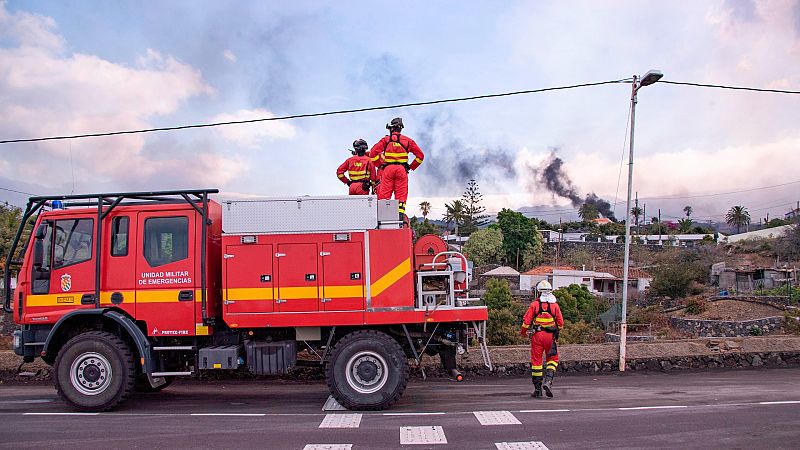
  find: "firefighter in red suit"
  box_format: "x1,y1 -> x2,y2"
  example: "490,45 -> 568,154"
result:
520,280 -> 564,398
337,139 -> 377,195
369,117 -> 424,216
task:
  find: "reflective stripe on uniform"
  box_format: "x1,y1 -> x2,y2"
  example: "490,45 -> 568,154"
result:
414,157 -> 423,164
546,361 -> 559,368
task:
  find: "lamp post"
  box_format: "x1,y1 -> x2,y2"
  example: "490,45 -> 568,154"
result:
619,70 -> 662,372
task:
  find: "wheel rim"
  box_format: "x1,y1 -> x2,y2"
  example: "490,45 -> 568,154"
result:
345,351 -> 388,394
69,352 -> 113,396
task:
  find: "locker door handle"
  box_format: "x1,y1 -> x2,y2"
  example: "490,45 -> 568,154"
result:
275,299 -> 286,304
178,290 -> 194,301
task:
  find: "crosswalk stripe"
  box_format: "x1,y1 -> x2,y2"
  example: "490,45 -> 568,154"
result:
400,426 -> 447,445
474,411 -> 521,425
319,413 -> 362,429
303,445 -> 353,450
495,441 -> 550,450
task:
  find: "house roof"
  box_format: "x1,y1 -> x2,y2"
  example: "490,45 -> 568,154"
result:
601,267 -> 652,279
591,218 -> 613,225
481,266 -> 520,276
523,265 -> 576,275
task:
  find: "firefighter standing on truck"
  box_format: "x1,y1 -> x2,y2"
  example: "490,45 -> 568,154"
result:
369,117 -> 424,216
520,280 -> 564,398
337,139 -> 376,195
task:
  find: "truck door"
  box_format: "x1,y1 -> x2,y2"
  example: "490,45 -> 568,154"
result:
26,217 -> 97,318
135,211 -> 196,337
225,244 -> 274,314
321,242 -> 364,311
276,243 -> 319,312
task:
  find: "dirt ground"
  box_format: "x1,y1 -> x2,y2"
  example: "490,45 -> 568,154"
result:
676,300 -> 784,320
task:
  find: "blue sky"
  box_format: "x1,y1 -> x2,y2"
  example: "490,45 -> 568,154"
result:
1,0 -> 799,223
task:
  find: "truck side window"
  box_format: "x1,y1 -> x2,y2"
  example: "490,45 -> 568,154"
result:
53,218 -> 94,269
111,216 -> 129,257
144,216 -> 188,267
31,222 -> 53,294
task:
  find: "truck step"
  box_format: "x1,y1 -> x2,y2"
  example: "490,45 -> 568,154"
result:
151,371 -> 193,377
152,346 -> 196,351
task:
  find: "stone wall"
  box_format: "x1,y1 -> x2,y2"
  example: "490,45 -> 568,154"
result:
669,316 -> 784,337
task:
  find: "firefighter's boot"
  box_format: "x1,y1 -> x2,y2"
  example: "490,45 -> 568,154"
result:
542,369 -> 556,398
531,376 -> 543,398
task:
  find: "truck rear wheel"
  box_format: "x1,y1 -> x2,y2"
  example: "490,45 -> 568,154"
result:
54,331 -> 136,411
326,330 -> 409,411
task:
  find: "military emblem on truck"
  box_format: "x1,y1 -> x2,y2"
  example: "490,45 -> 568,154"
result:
60,274 -> 71,292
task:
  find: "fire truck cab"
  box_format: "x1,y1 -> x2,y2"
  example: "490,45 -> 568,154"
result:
5,190 -> 490,411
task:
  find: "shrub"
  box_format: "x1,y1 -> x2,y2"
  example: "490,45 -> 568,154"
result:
650,262 -> 706,299
553,284 -> 607,325
684,297 -> 707,315
782,313 -> 800,335
748,326 -> 763,336
558,320 -> 605,344
484,278 -> 526,345
484,278 -> 513,310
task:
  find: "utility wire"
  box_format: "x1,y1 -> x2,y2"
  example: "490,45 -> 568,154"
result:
661,80 -> 800,95
0,79 -> 632,145
0,186 -> 38,196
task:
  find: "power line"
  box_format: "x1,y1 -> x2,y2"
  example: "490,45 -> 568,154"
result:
0,79 -> 632,145
0,186 -> 38,196
660,80 -> 800,95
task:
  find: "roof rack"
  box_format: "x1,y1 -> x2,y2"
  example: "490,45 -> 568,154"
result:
3,189 -> 219,319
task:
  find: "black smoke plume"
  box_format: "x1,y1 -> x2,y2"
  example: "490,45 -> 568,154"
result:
533,152 -> 617,221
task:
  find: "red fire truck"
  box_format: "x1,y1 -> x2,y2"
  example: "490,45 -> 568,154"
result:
4,189 -> 490,411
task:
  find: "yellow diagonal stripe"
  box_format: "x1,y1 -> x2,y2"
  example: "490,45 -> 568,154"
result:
371,258 -> 411,296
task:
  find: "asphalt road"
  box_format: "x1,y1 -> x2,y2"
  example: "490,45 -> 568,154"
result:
1,368 -> 799,449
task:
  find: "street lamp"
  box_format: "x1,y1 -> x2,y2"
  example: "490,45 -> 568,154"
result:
619,69 -> 663,372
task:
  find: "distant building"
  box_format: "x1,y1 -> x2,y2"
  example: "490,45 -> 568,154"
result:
720,225 -> 794,244
591,217 -> 613,225
711,262 -> 796,293
785,206 -> 800,220
520,265 -> 651,296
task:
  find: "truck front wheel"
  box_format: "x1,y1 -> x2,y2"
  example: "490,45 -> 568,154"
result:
54,331 -> 136,411
326,330 -> 409,410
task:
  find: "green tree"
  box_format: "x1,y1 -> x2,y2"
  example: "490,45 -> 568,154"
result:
419,201 -> 431,219
578,203 -> 599,221
726,205 -> 751,234
0,203 -> 25,272
484,278 -> 525,345
650,217 -> 667,234
484,278 -> 514,310
683,205 -> 693,218
496,208 -> 542,270
462,228 -> 503,266
460,179 -> 488,236
630,206 -> 643,232
410,217 -> 439,240
649,261 -> 705,299
553,284 -> 605,324
443,200 -> 466,233
678,218 -> 693,233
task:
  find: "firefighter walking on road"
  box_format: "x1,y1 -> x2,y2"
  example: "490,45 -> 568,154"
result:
520,280 -> 564,398
369,117 -> 424,216
337,139 -> 377,195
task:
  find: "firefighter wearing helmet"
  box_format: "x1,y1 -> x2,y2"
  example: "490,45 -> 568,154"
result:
520,280 -> 564,398
337,139 -> 377,195
369,118 -> 425,217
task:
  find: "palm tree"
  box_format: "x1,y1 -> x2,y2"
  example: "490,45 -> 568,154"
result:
678,218 -> 693,233
578,203 -> 599,222
419,201 -> 431,219
443,200 -> 466,234
726,205 -> 751,234
630,206 -> 642,233
683,205 -> 693,218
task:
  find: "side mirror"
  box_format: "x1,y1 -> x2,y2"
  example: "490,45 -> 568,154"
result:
33,239 -> 44,269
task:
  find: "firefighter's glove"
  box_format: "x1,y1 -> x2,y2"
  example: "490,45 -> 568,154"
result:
519,327 -> 528,337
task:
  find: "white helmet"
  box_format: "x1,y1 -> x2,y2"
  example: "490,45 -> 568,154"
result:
535,280 -> 553,292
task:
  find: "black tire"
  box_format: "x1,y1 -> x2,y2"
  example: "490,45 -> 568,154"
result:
54,331 -> 136,411
325,330 -> 409,411
135,375 -> 174,392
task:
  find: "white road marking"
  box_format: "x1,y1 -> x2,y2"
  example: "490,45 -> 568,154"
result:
0,399 -> 53,404
383,412 -> 446,416
474,410 -> 521,425
519,409 -> 570,413
322,396 -> 347,411
23,412 -> 99,416
400,426 -> 447,445
319,413 -> 362,429
495,441 -> 550,450
190,413 -> 266,416
758,401 -> 800,405
303,445 -> 353,450
618,405 -> 688,411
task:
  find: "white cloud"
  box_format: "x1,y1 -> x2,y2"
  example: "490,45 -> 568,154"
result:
223,49 -> 237,63
0,2 -> 246,189
210,109 -> 296,148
